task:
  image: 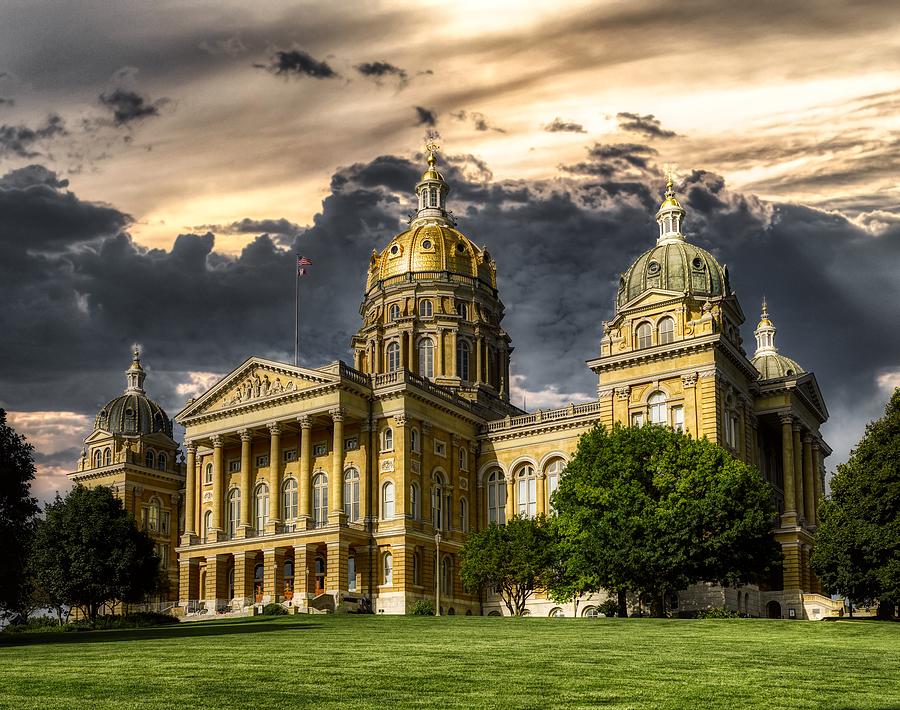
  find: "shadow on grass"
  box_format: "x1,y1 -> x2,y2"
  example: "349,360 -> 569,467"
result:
0,616 -> 321,647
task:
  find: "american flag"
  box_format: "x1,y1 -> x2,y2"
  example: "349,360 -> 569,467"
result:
297,255 -> 312,276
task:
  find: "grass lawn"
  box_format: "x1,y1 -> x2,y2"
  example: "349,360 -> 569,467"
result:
1,615 -> 898,709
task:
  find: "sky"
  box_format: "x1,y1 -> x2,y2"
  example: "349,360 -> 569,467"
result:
0,0 -> 898,502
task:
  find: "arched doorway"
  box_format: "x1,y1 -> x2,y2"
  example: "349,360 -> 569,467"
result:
254,563 -> 264,603
315,556 -> 326,595
284,560 -> 294,601
767,600 -> 782,619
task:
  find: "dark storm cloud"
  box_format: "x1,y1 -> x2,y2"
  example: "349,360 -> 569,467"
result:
0,96 -> 13,106
0,114 -> 66,158
2,145 -> 898,476
616,112 -> 678,139
99,88 -> 168,126
225,217 -> 302,236
414,106 -> 437,126
544,118 -> 586,133
450,110 -> 506,133
256,49 -> 339,79
355,61 -> 409,86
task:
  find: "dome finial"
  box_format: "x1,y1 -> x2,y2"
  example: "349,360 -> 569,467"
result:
655,164 -> 685,243
664,163 -> 676,196
754,298 -> 777,355
414,135 -> 452,224
126,344 -> 146,393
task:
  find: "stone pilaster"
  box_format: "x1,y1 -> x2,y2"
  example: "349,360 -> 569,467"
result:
329,407 -> 345,523
268,422 -> 282,533
179,557 -> 200,609
232,551 -> 255,607
298,415 -> 312,524
210,435 -> 225,539
182,441 -> 197,544
326,540 -> 348,593
780,414 -> 797,526
237,429 -> 252,538
205,554 -> 229,610
264,548 -> 286,603
793,424 -> 804,523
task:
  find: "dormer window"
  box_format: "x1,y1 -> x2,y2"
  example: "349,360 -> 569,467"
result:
419,299 -> 433,318
658,317 -> 675,345
636,322 -> 652,349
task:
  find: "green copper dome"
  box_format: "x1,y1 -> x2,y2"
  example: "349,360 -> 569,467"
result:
751,352 -> 805,381
95,347 -> 173,437
617,240 -> 728,308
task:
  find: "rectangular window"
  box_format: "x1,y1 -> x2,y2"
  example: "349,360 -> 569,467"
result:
672,406 -> 684,433
434,439 -> 446,457
313,443 -> 327,457
348,557 -> 357,591
141,508 -> 149,530
631,412 -> 645,427
283,448 -> 297,463
204,465 -> 213,484
161,511 -> 170,534
255,454 -> 269,467
458,448 -> 468,471
228,459 -> 240,473
344,437 -> 358,451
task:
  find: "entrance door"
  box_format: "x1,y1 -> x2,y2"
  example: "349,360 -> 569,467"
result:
767,600 -> 782,619
315,557 -> 326,595
254,563 -> 264,603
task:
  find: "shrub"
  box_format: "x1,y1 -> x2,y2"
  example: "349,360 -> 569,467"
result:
696,607 -> 740,619
598,599 -> 619,617
409,600 -> 435,616
261,603 -> 288,616
3,616 -> 62,633
69,612 -> 179,630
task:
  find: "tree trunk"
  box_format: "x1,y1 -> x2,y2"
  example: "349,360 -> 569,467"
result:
848,600 -> 853,618
877,601 -> 894,620
617,588 -> 628,618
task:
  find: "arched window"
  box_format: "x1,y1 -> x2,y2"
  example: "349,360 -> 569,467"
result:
549,607 -> 565,618
382,427 -> 393,451
456,301 -> 468,320
458,447 -> 468,472
227,489 -> 240,538
487,469 -> 506,525
658,317 -> 675,345
282,478 -> 298,523
383,552 -> 393,585
545,459 -> 564,512
255,483 -> 269,534
254,563 -> 264,601
410,428 -> 419,453
388,303 -> 400,321
459,497 -> 468,532
456,339 -> 470,381
409,482 -> 420,520
145,450 -> 155,468
649,391 -> 667,425
103,447 -> 112,466
382,481 -> 395,519
205,462 -> 213,484
348,555 -> 357,591
203,510 -> 212,543
344,469 -> 360,521
386,342 -> 400,373
441,556 -> 453,595
312,473 -> 328,527
418,338 -> 435,378
93,450 -> 102,468
516,465 -> 537,518
147,498 -> 160,531
157,453 -> 167,471
431,473 -> 445,530
636,322 -> 652,349
419,299 -> 433,317
583,606 -> 599,618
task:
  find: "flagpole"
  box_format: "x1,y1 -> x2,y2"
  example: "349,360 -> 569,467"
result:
294,258 -> 300,367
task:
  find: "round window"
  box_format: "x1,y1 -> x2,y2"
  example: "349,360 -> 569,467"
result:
619,276 -> 626,289
456,242 -> 465,253
390,245 -> 399,256
647,260 -> 660,275
422,239 -> 433,250
692,257 -> 704,270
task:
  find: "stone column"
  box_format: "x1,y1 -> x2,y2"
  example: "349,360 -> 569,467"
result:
475,480 -> 483,532
268,423 -> 282,533
475,333 -> 484,383
327,540 -> 348,594
536,472 -> 547,517
793,424 -> 805,522
408,329 -> 417,374
437,329 -> 445,377
330,407 -> 345,523
238,429 -> 253,538
205,554 -> 229,610
232,551 -> 255,607
298,415 -> 312,524
812,441 -> 824,525
179,557 -> 200,610
211,435 -> 225,538
182,441 -> 197,544
506,475 -> 516,522
450,330 -> 458,379
802,434 -> 815,527
779,414 -> 797,525
264,548 -> 286,603
294,543 -> 315,608
359,420 -> 371,522
393,414 -> 407,518
782,541 -> 801,590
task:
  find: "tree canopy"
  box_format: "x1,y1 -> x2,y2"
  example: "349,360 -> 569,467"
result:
0,409 -> 40,618
550,423 -> 781,616
30,484 -> 160,623
459,515 -> 555,616
812,389 -> 900,618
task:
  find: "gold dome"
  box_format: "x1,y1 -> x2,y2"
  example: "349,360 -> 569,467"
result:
421,152 -> 444,182
366,223 -> 496,293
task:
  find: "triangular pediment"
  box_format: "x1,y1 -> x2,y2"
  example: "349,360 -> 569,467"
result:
176,357 -> 338,420
83,428 -> 112,445
613,289 -> 686,321
796,372 -> 829,421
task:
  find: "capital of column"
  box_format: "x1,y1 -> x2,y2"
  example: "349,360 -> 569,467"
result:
239,429 -> 252,442
778,413 -> 795,427
681,373 -> 698,388
811,439 -> 821,452
394,413 -> 408,427
211,434 -> 224,448
268,422 -> 282,435
330,407 -> 345,423
422,420 -> 433,434
298,415 -> 312,429
185,440 -> 197,453
792,422 -> 802,433
615,386 -> 631,400
802,432 -> 812,444
451,433 -> 462,447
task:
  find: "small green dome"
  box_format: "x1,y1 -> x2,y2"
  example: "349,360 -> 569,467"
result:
95,392 -> 172,437
752,352 -> 805,381
617,241 -> 728,308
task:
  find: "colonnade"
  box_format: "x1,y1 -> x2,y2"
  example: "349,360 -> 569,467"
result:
778,412 -> 825,528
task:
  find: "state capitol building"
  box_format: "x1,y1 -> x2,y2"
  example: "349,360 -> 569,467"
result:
68,148 -> 841,620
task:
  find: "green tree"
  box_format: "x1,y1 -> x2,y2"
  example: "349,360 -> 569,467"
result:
550,423 -> 781,617
0,409 -> 40,619
459,515 -> 555,616
812,389 -> 900,619
30,485 -> 160,624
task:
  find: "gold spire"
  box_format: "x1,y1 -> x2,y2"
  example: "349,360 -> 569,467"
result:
758,297 -> 773,328
659,163 -> 682,210
421,139 -> 444,181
